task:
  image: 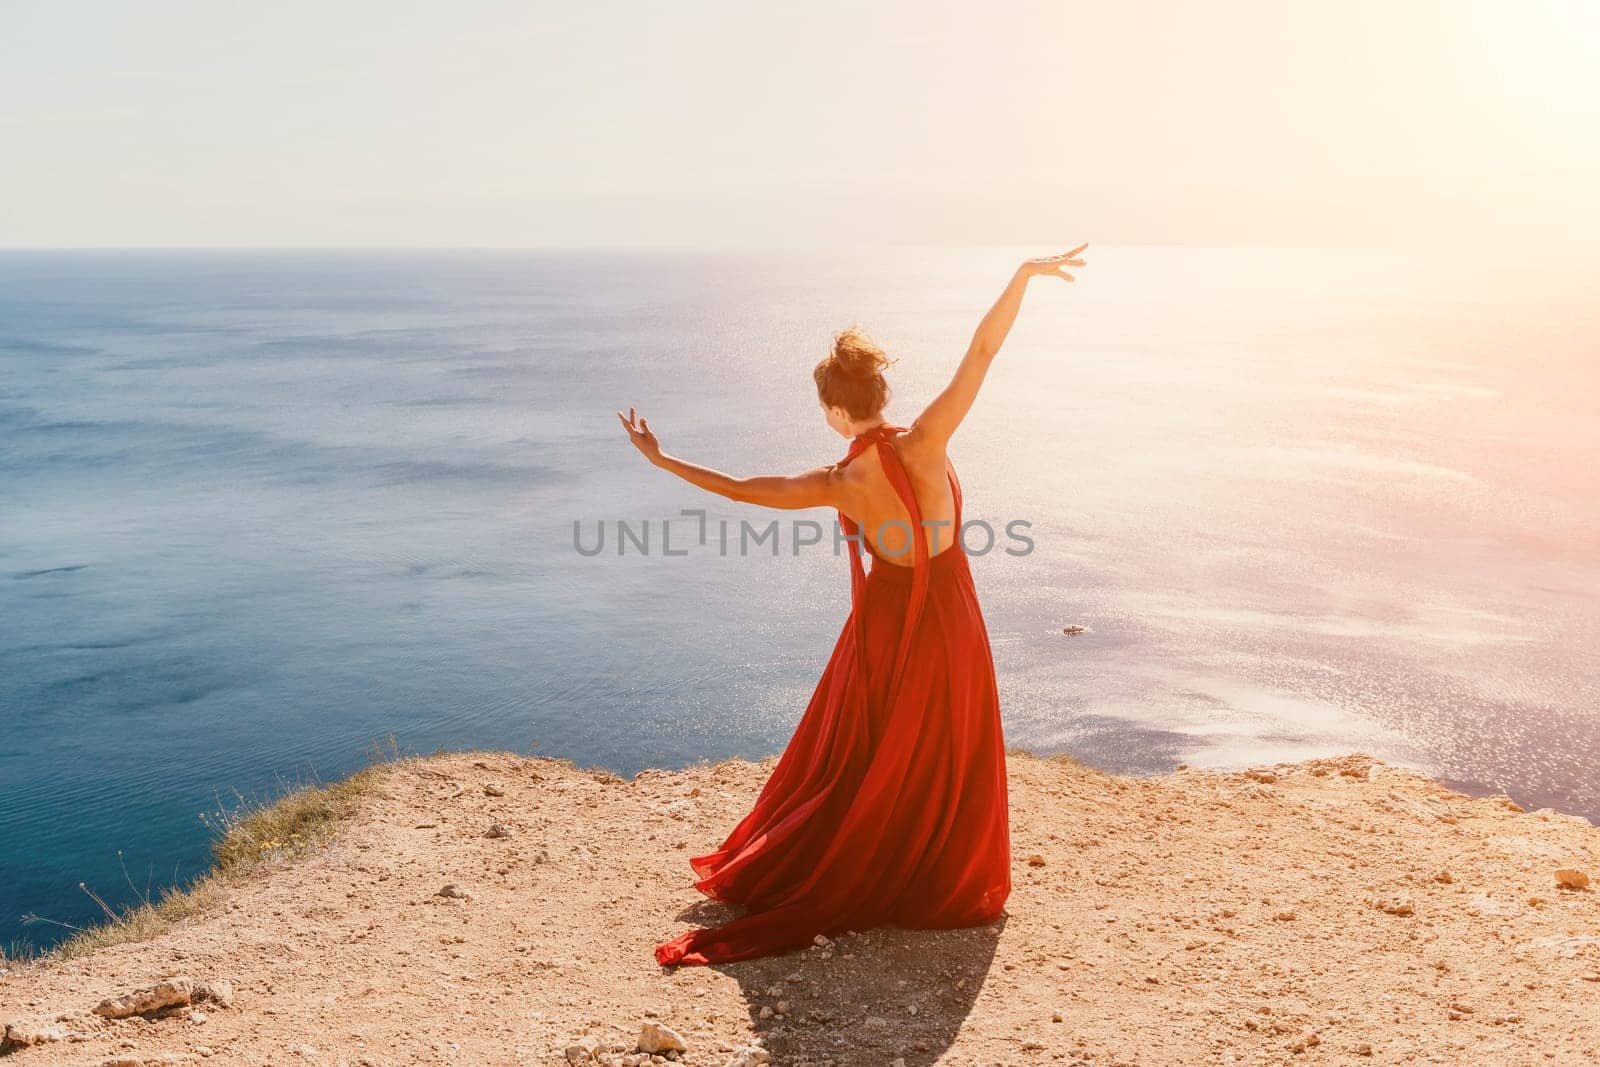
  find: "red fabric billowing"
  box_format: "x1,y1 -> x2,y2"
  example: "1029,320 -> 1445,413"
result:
653,424 -> 1011,966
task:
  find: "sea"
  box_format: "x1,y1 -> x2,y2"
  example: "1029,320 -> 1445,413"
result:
2,245 -> 1597,954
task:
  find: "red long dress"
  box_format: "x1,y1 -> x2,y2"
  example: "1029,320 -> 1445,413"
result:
653,424 -> 1011,966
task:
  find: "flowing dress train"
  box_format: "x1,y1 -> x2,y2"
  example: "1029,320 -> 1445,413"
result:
653,424 -> 1011,966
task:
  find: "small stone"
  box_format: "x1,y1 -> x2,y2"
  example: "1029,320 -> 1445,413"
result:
485,822 -> 512,839
93,976 -> 196,1018
484,783 -> 506,797
436,883 -> 471,899
1371,896 -> 1414,916
1555,868 -> 1591,890
1434,870 -> 1453,884
1355,1042 -> 1373,1056
195,979 -> 234,1008
1027,854 -> 1046,867
637,1022 -> 687,1054
2,1022 -> 68,1048
1287,1031 -> 1321,1053
565,1043 -> 596,1064
1273,910 -> 1297,921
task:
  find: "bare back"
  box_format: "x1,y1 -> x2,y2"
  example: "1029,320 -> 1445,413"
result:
835,431 -> 957,565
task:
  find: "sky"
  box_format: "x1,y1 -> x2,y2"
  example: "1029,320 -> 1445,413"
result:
2,0 -> 1597,247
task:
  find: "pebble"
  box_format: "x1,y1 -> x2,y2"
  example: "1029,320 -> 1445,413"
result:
637,1021 -> 687,1054
1555,868 -> 1591,890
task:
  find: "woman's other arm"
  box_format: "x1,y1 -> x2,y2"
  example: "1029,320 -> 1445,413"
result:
617,408 -> 848,510
909,244 -> 1087,449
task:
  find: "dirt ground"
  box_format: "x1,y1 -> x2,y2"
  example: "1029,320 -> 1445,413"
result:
3,749 -> 1598,1066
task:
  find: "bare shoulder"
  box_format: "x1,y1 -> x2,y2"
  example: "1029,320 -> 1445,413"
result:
824,455 -> 868,508
894,423 -> 949,472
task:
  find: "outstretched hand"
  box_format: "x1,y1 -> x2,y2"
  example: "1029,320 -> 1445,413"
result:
617,406 -> 663,465
1021,243 -> 1088,282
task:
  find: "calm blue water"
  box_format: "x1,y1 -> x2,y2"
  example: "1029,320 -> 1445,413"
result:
2,247 -> 1597,953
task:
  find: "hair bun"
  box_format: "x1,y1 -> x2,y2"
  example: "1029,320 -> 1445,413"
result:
814,326 -> 893,421
829,326 -> 892,379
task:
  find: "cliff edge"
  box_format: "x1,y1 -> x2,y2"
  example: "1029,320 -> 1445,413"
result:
2,750 -> 1598,1066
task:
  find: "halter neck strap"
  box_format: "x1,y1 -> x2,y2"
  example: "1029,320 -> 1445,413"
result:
841,422 -> 906,466
833,422 -> 928,714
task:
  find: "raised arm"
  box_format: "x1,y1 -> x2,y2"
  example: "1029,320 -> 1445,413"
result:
617,408 -> 847,511
909,245 -> 1087,449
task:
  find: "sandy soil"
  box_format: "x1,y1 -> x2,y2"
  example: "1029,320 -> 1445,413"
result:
2,749 -> 1598,1067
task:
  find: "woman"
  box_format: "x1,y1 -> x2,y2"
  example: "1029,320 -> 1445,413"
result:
618,246 -> 1088,966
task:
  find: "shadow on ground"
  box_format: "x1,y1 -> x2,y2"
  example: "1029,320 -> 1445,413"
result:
670,899 -> 1005,1065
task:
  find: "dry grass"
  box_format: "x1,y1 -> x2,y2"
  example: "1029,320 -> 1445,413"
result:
17,736 -> 409,964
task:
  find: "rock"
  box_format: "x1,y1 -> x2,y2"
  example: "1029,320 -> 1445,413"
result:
2,1021 -> 69,1049
1027,854 -> 1046,867
1245,768 -> 1278,784
565,1042 -> 597,1064
1555,867 -> 1591,890
194,979 -> 234,1008
484,783 -> 506,797
1369,896 -> 1414,916
436,883 -> 472,899
1287,1031 -> 1321,1052
637,1021 -> 687,1054
722,1046 -> 771,1067
1434,870 -> 1453,884
485,822 -> 512,839
1273,909 -> 1297,921
94,976 -> 196,1018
